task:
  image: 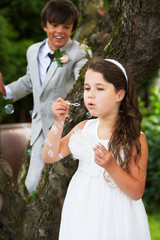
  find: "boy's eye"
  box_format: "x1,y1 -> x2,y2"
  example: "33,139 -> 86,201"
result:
52,23 -> 57,27
64,25 -> 70,29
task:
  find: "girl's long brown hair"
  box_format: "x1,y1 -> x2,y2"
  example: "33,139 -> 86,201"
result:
88,58 -> 142,171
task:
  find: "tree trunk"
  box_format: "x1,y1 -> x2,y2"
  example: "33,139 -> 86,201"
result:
74,0 -> 105,41
0,155 -> 26,239
0,0 -> 160,239
88,0 -> 160,87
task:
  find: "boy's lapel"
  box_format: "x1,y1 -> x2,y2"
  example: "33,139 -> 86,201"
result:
34,51 -> 41,91
40,38 -> 73,96
40,61 -> 58,95
32,40 -> 46,96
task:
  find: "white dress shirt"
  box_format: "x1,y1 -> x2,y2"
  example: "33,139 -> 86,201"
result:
38,39 -> 54,85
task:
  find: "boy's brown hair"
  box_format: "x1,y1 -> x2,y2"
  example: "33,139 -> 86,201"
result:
41,0 -> 79,32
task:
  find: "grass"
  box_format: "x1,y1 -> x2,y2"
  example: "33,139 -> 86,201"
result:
148,210 -> 160,240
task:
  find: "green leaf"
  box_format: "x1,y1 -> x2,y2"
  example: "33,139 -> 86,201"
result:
53,49 -> 67,67
60,50 -> 66,57
57,61 -> 63,67
28,191 -> 36,201
54,49 -> 60,58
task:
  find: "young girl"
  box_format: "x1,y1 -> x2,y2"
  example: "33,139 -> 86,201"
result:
42,58 -> 151,240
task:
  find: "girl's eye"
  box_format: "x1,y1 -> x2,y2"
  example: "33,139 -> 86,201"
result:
97,88 -> 104,91
84,87 -> 90,91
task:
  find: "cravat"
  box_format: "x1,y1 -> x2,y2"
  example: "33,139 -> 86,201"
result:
46,53 -> 54,73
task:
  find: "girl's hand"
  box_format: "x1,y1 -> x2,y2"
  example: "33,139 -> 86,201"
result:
52,97 -> 70,122
93,143 -> 114,169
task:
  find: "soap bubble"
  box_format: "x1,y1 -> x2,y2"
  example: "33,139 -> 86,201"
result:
86,112 -> 92,119
22,124 -> 28,129
21,124 -> 31,140
5,104 -> 14,114
66,114 -> 73,122
48,149 -> 54,158
29,110 -> 33,117
27,149 -> 32,157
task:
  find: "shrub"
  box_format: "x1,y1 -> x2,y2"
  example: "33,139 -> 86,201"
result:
139,87 -> 160,211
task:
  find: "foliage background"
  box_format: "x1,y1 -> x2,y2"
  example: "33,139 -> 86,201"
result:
0,0 -> 47,123
140,86 -> 160,211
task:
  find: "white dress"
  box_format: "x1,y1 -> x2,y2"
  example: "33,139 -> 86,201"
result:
59,119 -> 151,240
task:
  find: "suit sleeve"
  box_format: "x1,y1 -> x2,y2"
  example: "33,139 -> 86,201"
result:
5,50 -> 33,102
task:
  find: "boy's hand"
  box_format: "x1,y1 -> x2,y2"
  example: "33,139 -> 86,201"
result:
0,73 -> 6,96
52,97 -> 70,122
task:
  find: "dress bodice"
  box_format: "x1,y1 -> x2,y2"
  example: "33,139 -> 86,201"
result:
68,119 -> 109,176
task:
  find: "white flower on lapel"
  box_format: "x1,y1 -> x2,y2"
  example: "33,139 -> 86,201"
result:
54,49 -> 70,67
60,55 -> 69,64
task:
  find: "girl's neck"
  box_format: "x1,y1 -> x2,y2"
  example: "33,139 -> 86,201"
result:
97,117 -> 116,140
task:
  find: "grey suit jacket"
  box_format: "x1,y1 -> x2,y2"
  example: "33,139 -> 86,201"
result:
7,38 -> 90,145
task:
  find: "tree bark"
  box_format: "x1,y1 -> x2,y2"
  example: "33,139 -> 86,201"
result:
74,0 -> 105,41
0,155 -> 26,239
88,0 -> 160,87
0,0 -> 160,239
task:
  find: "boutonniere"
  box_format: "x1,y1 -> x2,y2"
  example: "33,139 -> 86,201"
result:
54,49 -> 70,67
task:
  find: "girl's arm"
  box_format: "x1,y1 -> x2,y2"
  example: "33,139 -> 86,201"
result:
42,97 -> 87,163
42,97 -> 69,163
93,133 -> 148,200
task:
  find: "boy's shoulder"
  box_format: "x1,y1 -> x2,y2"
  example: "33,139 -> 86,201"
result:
71,39 -> 90,51
64,39 -> 92,58
27,39 -> 46,52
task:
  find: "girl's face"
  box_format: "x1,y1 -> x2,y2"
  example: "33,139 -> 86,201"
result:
43,21 -> 73,51
84,69 -> 124,119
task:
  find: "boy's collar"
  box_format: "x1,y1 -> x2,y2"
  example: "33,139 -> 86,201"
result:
46,40 -> 54,53
41,40 -> 54,58
43,38 -> 73,56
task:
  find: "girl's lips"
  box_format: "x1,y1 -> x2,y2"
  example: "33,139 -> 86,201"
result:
87,103 -> 95,108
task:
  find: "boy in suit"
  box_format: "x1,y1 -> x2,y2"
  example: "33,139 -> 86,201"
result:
0,0 -> 91,193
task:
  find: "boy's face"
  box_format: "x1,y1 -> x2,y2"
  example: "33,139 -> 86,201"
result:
43,21 -> 73,51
